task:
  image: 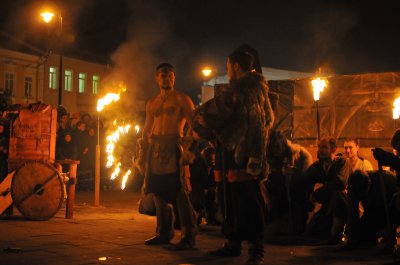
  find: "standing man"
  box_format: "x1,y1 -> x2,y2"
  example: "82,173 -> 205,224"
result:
192,47 -> 274,265
138,63 -> 197,249
343,138 -> 374,172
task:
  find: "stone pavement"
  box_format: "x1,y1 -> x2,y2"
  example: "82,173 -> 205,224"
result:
0,190 -> 397,265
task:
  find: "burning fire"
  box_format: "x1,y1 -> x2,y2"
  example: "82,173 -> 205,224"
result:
105,122 -> 141,189
393,97 -> 400,119
311,78 -> 327,101
97,84 -> 126,112
121,170 -> 132,190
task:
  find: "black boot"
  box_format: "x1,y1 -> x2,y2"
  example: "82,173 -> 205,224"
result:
209,240 -> 242,256
144,235 -> 171,245
171,236 -> 196,250
245,240 -> 264,265
327,217 -> 345,245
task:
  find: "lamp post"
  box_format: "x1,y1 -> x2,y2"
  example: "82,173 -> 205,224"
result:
311,78 -> 327,141
40,11 -> 63,106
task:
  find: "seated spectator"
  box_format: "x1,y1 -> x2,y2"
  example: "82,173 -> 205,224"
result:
266,130 -> 313,234
344,138 -> 374,172
345,170 -> 398,250
294,137 -> 351,244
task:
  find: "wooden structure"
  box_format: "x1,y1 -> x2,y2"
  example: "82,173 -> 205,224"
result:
268,72 -> 400,148
0,103 -> 79,220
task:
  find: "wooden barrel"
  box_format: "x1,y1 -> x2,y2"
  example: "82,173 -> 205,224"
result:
11,161 -> 64,220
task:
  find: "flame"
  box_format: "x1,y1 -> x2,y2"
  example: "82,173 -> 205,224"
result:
105,124 -> 131,168
311,78 -> 327,101
110,163 -> 121,180
97,84 -> 126,112
135,125 -> 140,134
105,122 -> 140,189
393,97 -> 400,119
121,170 -> 132,190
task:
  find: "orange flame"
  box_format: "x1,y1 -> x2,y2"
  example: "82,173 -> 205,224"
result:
121,170 -> 132,190
393,97 -> 400,119
97,83 -> 126,112
311,78 -> 327,101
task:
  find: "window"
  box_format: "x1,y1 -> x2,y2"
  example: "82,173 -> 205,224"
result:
79,73 -> 86,93
49,67 -> 57,90
92,75 -> 99,94
5,72 -> 14,95
65,70 -> 73,92
24,76 -> 33,98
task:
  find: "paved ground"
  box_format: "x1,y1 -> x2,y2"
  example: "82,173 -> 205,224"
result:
0,190 -> 398,265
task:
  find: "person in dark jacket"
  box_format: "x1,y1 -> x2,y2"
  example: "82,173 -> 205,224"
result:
294,137 -> 351,244
192,46 -> 274,265
345,170 -> 398,249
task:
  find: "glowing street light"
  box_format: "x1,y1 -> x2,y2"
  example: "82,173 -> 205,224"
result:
311,77 -> 328,141
40,12 -> 54,23
202,67 -> 212,78
40,9 -> 63,106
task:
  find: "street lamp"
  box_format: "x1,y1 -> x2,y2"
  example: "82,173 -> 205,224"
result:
202,67 -> 212,78
40,11 -> 63,106
311,77 -> 327,141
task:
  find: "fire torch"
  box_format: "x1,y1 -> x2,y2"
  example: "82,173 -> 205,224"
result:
311,77 -> 327,141
393,97 -> 400,129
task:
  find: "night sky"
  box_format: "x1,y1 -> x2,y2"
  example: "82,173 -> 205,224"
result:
0,0 -> 399,101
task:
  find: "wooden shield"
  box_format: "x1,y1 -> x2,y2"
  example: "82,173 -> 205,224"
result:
11,161 -> 64,220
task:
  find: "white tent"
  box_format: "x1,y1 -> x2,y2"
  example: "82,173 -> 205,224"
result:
201,67 -> 313,103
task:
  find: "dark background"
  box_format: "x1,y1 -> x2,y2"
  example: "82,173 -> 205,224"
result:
0,0 -> 399,103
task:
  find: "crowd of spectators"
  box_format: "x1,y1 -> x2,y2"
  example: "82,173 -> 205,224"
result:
55,108 -> 102,190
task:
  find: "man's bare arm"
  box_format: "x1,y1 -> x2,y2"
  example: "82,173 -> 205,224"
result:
142,100 -> 154,140
181,94 -> 195,128
136,100 -> 154,174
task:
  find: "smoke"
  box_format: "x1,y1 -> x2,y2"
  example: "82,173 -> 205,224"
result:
302,5 -> 358,74
101,1 -> 194,111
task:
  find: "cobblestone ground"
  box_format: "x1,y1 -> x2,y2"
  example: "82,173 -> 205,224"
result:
0,190 -> 397,265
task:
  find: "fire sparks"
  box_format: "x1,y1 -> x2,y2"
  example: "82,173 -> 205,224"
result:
135,125 -> 140,134
393,97 -> 400,119
311,78 -> 327,101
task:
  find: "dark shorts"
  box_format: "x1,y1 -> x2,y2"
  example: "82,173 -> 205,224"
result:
145,145 -> 181,203
145,172 -> 181,203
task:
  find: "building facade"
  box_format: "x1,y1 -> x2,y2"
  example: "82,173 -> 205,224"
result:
0,47 -> 111,114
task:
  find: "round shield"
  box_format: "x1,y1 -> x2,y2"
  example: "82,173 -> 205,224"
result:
11,161 -> 64,220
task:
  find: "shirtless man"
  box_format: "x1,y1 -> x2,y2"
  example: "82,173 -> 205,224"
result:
344,138 -> 373,172
138,63 -> 196,250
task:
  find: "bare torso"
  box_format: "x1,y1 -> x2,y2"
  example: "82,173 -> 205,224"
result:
143,90 -> 194,138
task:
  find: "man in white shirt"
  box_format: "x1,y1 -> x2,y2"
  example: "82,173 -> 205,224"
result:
344,138 -> 373,172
